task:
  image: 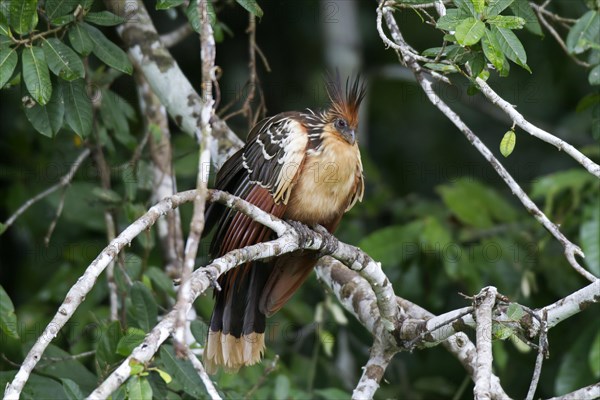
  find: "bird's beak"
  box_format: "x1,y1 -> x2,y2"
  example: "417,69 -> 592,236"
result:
345,129 -> 356,145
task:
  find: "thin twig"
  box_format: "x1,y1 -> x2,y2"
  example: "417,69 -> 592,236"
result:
525,310 -> 548,400
2,148 -> 90,231
184,345 -> 222,400
43,188 -> 66,246
244,356 -> 279,400
532,4 -> 591,68
174,0 -> 215,357
92,134 -> 120,323
378,5 -> 598,283
160,23 -> 194,48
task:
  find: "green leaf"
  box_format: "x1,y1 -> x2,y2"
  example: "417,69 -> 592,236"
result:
589,64 -> 600,85
24,80 -> 64,137
68,23 -> 94,56
50,14 -> 75,26
437,179 -> 517,228
156,0 -> 185,10
84,11 -> 126,26
82,23 -> 133,74
0,285 -> 19,339
455,18 -> 486,46
158,346 -> 207,398
359,221 -> 423,266
127,282 -> 158,332
185,0 -> 220,33
531,169 -> 595,199
61,78 -> 92,137
22,46 -> 53,105
190,320 -> 208,347
96,321 -> 124,378
507,303 -> 526,320
468,51 -> 485,77
9,0 -> 38,35
45,0 -> 77,21
129,359 -> 145,376
436,9 -> 469,31
424,62 -> 459,73
42,38 -> 85,81
509,0 -> 543,36
580,205 -> 600,276
27,343 -> 98,393
590,332 -> 600,378
145,266 -> 175,296
127,376 -> 153,400
453,0 -> 477,17
482,28 -> 506,72
236,0 -> 264,17
319,329 -> 335,357
492,323 -> 513,340
422,45 -> 461,57
492,26 -> 528,67
99,89 -> 136,147
0,9 -> 11,37
0,372 -> 68,399
486,15 -> 525,29
274,374 -> 291,400
555,325 -> 596,394
61,379 -> 84,400
147,368 -> 172,385
567,10 -> 599,54
117,327 -> 146,356
0,46 -> 17,88
500,130 -> 516,157
485,0 -> 514,17
576,92 -> 600,112
471,0 -> 485,14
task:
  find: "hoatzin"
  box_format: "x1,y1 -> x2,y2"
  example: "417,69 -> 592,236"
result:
203,75 -> 366,374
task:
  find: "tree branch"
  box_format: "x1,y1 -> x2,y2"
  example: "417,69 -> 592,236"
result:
475,77 -> 599,178
376,4 -> 598,283
160,23 -> 194,48
135,71 -> 184,277
545,383 -> 600,400
351,339 -> 395,400
183,346 -> 222,400
103,0 -> 243,168
315,258 -> 512,399
175,0 -> 216,356
473,287 -> 498,400
2,148 -> 90,232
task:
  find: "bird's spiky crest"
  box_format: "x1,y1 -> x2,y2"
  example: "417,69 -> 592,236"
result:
325,71 -> 366,128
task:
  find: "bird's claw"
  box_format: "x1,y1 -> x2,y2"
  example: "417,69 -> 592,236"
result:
313,224 -> 338,256
287,220 -> 314,248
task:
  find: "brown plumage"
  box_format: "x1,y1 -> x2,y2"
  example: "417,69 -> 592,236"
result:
203,74 -> 366,374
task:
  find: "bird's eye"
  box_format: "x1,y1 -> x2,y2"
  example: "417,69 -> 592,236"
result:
335,119 -> 347,130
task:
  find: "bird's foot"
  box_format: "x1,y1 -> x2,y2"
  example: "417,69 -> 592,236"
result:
286,220 -> 314,249
313,224 -> 338,256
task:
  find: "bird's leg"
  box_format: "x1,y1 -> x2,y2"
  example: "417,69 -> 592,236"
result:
286,220 -> 314,249
313,224 -> 338,256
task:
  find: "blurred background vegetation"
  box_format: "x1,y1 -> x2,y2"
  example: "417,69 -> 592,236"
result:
0,0 -> 598,399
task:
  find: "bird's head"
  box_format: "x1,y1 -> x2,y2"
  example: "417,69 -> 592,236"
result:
324,73 -> 366,145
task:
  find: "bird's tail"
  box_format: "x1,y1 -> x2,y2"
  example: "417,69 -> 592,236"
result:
203,261 -> 271,374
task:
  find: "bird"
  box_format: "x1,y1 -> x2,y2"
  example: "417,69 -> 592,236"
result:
203,73 -> 366,374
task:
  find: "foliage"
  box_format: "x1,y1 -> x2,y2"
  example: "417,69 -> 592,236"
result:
0,0 -> 599,399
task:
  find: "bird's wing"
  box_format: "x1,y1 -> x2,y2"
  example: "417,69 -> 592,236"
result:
242,113 -> 309,205
207,112 -> 309,278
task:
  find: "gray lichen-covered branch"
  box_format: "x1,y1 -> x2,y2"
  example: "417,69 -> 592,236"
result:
103,0 -> 243,167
